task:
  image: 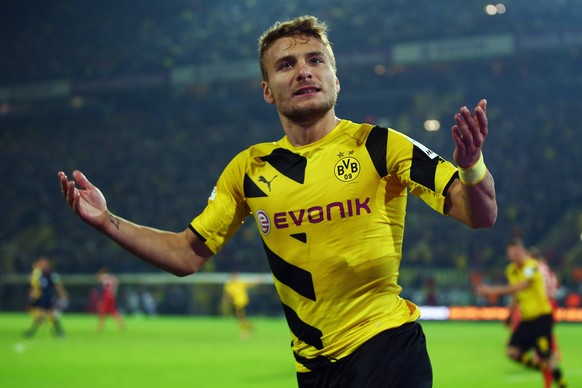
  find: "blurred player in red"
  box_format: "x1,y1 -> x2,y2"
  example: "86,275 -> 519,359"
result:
533,248 -> 560,313
96,267 -> 125,331
532,247 -> 561,361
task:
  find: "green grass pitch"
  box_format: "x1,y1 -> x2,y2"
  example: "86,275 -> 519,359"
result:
1,313 -> 580,387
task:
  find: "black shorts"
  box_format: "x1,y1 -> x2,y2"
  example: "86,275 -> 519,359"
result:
30,295 -> 54,310
296,322 -> 433,388
509,313 -> 553,358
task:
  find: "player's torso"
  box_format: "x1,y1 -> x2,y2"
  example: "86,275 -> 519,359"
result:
240,121 -> 416,363
225,281 -> 249,306
39,272 -> 55,295
101,275 -> 118,298
508,260 -> 552,320
245,121 -> 407,268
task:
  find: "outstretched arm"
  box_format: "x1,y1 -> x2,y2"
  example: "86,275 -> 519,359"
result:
476,280 -> 531,297
58,170 -> 213,276
445,99 -> 498,229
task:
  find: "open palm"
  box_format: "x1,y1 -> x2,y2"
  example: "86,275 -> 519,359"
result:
58,170 -> 109,229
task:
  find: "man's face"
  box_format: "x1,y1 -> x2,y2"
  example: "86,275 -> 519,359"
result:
37,258 -> 48,269
507,244 -> 526,265
261,35 -> 340,123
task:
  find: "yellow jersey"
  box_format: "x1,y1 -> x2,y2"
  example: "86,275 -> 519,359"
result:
191,120 -> 458,371
29,267 -> 43,299
506,257 -> 552,321
224,278 -> 250,309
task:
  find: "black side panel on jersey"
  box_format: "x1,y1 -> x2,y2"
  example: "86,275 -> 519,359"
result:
365,126 -> 388,178
290,233 -> 307,243
243,173 -> 268,198
410,146 -> 438,191
262,240 -> 316,301
260,148 -> 307,184
282,302 -> 324,350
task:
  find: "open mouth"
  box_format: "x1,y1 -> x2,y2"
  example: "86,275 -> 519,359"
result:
294,86 -> 320,96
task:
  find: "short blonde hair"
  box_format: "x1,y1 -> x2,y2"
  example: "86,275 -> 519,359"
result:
258,15 -> 336,81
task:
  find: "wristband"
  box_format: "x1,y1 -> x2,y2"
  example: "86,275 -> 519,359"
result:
458,152 -> 487,186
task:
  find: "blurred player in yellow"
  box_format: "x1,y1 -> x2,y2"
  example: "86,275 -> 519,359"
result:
477,238 -> 566,388
512,247 -> 562,363
24,257 -> 68,338
223,272 -> 254,338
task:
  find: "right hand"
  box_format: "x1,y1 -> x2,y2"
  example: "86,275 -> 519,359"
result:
58,170 -> 109,230
474,283 -> 492,296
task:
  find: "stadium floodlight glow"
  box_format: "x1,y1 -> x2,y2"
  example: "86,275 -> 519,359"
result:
485,4 -> 498,15
424,119 -> 441,132
485,4 -> 506,15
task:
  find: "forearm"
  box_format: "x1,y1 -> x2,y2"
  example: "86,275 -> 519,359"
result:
485,284 -> 515,296
459,171 -> 497,228
480,281 -> 528,297
59,170 -> 213,274
447,172 -> 497,229
99,212 -> 211,276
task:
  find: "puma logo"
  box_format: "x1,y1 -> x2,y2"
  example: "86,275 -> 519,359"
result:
258,175 -> 277,192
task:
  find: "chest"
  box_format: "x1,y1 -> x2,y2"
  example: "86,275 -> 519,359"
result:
245,142 -> 382,215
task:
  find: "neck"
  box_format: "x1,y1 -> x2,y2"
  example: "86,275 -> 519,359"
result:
280,110 -> 340,147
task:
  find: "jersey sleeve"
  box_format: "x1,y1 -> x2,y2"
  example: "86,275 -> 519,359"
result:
190,151 -> 251,254
386,129 -> 458,214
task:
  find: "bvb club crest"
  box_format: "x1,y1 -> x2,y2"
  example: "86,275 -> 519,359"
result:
334,156 -> 361,182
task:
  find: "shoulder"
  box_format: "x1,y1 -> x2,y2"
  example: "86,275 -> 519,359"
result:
228,142 -> 282,165
340,121 -> 408,145
524,258 -> 540,270
338,121 -> 414,154
247,141 -> 282,157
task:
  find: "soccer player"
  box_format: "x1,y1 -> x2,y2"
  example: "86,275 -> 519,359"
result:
96,267 -> 125,331
24,257 -> 68,338
476,238 -> 567,388
222,272 -> 254,338
506,247 -> 563,370
58,15 -> 497,387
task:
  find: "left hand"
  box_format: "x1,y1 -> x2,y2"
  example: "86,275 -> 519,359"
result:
452,99 -> 488,169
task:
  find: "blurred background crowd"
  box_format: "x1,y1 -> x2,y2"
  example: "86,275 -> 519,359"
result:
1,0 -> 581,314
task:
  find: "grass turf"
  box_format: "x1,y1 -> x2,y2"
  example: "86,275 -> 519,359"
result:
1,313 -> 580,387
